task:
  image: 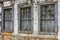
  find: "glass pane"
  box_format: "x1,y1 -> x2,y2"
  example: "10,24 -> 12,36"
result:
41,6 -> 46,18
50,20 -> 56,32
24,8 -> 27,20
4,9 -> 12,20
46,5 -> 51,19
41,20 -> 56,32
51,5 -> 54,18
20,20 -> 24,30
27,8 -> 30,13
41,20 -> 45,31
20,20 -> 31,31
20,8 -> 23,15
5,21 -> 12,31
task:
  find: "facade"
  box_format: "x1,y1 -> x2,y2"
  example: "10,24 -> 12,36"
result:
0,0 -> 59,40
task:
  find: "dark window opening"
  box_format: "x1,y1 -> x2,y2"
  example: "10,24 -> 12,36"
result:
3,8 -> 13,32
40,4 -> 57,33
20,7 -> 32,31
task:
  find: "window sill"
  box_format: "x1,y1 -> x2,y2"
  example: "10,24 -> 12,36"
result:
18,31 -> 32,34
38,32 -> 57,35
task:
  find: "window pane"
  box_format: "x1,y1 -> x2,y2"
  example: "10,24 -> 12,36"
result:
51,5 -> 55,18
4,9 -> 12,20
20,20 -> 31,31
5,21 -> 12,31
41,20 -> 56,32
41,6 -> 46,18
46,5 -> 51,19
50,20 -> 56,32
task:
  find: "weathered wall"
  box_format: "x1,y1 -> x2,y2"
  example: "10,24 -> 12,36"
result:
12,35 -> 58,40
0,34 -> 58,40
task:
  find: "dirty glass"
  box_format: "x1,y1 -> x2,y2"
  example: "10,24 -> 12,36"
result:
40,4 -> 57,33
20,7 -> 32,31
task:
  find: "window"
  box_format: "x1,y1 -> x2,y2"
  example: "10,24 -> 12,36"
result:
3,8 -> 13,32
40,4 -> 57,33
20,7 -> 32,32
